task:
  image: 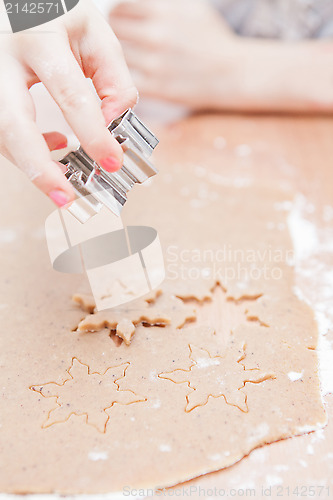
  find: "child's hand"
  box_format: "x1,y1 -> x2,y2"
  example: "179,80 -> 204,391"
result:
109,0 -> 233,109
109,0 -> 333,114
0,0 -> 137,206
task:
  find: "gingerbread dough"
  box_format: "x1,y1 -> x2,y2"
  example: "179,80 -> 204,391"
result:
74,289 -> 196,345
0,131 -> 326,493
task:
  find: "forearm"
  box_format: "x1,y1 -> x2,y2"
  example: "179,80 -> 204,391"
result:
212,38 -> 333,113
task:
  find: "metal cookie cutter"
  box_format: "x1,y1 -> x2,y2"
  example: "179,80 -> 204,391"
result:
60,109 -> 159,224
46,110 -> 164,310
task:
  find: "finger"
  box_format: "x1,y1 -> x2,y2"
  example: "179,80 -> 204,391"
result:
80,10 -> 138,124
132,71 -> 162,99
111,17 -> 163,48
43,133 -> 68,175
134,72 -> 189,106
121,43 -> 164,77
25,35 -> 123,173
43,132 -> 68,151
131,70 -> 183,104
0,85 -> 74,207
110,1 -> 151,20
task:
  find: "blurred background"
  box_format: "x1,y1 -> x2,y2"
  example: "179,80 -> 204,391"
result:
32,0 -> 333,138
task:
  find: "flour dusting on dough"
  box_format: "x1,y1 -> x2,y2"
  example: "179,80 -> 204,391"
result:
265,475 -> 283,487
306,444 -> 314,455
248,423 -> 270,445
0,229 -> 17,244
159,444 -> 172,453
288,371 -> 303,381
88,451 -> 108,461
288,194 -> 333,397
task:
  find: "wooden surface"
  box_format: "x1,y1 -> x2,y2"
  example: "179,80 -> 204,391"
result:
150,113 -> 333,499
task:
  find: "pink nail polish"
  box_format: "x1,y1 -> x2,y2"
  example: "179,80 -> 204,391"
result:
54,142 -> 68,151
100,156 -> 121,172
49,189 -> 69,207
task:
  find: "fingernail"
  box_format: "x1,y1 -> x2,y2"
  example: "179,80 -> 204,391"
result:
100,156 -> 121,172
49,189 -> 69,207
54,142 -> 68,150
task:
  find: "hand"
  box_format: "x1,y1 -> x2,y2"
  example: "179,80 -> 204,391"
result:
0,0 -> 137,206
109,0 -> 234,110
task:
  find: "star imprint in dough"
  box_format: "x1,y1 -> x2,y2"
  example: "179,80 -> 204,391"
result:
159,343 -> 276,412
30,358 -> 146,432
74,290 -> 196,345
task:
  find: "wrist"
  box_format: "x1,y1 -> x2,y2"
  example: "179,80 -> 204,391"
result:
199,37 -> 262,111
210,38 -> 333,113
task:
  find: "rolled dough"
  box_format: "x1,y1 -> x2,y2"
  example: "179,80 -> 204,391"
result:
0,134 -> 326,493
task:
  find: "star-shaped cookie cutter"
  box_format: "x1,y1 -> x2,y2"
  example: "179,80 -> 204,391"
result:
60,109 -> 159,223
